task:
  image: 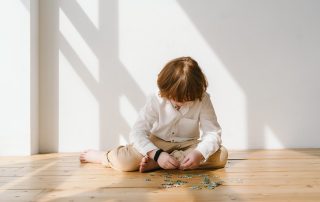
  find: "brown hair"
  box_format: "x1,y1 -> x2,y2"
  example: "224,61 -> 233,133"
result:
157,56 -> 208,102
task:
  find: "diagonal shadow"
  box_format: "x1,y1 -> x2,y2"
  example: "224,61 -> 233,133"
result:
56,3 -> 149,200
177,0 -> 320,149
34,1 -> 150,201
59,34 -> 100,98
59,0 -> 146,150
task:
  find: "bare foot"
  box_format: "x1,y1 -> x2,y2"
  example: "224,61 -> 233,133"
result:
139,156 -> 160,173
79,149 -> 105,164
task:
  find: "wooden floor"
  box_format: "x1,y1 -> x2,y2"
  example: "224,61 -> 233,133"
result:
0,149 -> 319,202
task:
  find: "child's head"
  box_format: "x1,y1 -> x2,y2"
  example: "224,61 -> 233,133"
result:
157,56 -> 208,102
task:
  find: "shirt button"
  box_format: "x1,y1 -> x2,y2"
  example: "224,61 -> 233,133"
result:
172,132 -> 175,134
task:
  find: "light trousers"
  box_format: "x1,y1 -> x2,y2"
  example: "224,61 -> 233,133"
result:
102,134 -> 228,172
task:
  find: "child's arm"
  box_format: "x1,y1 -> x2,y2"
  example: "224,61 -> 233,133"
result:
129,95 -> 159,156
179,93 -> 221,170
196,93 -> 222,161
130,95 -> 180,169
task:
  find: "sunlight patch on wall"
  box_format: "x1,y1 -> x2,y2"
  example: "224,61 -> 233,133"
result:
58,50 -> 99,151
206,57 -> 248,150
205,54 -> 247,149
59,8 -> 99,82
76,0 -> 99,29
118,0 -> 247,149
264,125 -> 284,149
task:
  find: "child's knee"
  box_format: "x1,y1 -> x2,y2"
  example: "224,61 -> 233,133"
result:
205,146 -> 228,168
107,146 -> 142,172
219,146 -> 228,166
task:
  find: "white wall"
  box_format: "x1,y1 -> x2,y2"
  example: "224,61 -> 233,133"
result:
2,0 -> 319,155
38,0 -> 320,153
0,0 -> 38,155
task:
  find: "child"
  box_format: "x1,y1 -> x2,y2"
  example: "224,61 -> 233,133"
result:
80,56 -> 228,172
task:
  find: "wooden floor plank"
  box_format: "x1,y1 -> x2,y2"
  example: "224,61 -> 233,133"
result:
30,187 -> 320,202
0,149 -> 319,201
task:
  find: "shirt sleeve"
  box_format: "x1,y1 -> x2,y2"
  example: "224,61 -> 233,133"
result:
129,95 -> 159,156
195,93 -> 222,162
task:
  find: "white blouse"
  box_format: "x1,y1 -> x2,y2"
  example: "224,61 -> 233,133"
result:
129,92 -> 222,161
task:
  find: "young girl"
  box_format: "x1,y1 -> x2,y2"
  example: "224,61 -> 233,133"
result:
80,56 -> 228,172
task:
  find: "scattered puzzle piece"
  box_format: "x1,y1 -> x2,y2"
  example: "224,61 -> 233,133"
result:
148,171 -> 223,190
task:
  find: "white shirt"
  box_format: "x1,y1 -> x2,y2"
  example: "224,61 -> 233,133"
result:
129,92 -> 222,161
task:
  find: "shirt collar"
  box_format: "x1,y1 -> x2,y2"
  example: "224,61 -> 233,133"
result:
167,100 -> 193,115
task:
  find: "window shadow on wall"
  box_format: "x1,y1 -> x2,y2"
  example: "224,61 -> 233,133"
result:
59,0 -> 146,150
177,0 -> 320,149
40,0 -> 146,152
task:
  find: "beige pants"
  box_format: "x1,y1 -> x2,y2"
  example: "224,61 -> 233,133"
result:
102,134 -> 228,172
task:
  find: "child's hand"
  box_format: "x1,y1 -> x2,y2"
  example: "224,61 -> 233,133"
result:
179,150 -> 204,170
157,152 -> 180,169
